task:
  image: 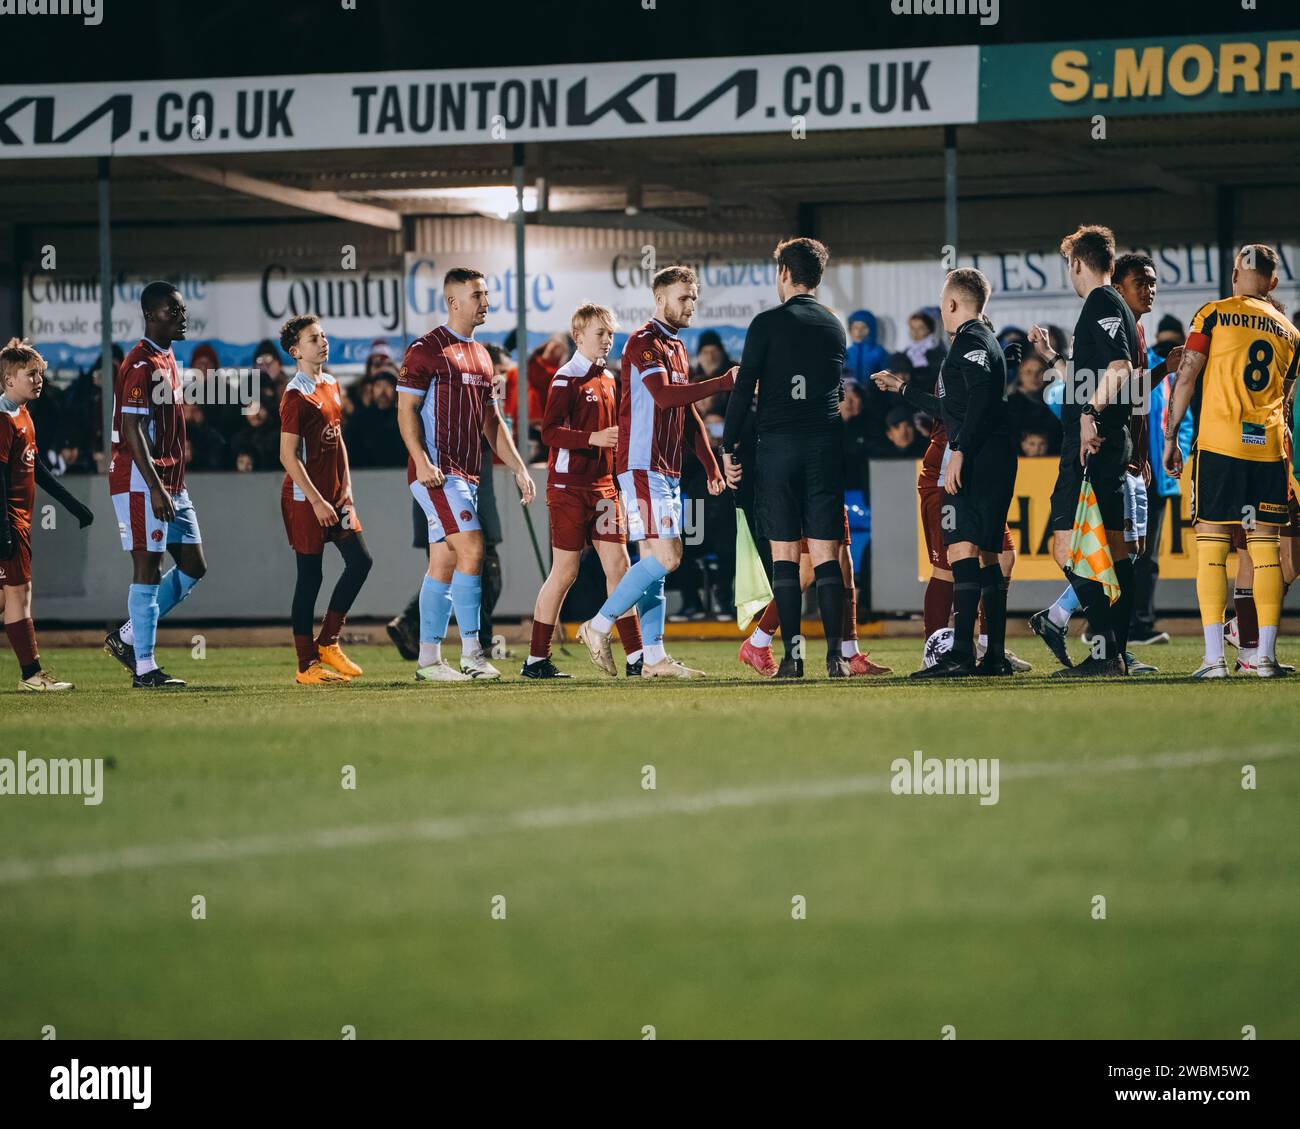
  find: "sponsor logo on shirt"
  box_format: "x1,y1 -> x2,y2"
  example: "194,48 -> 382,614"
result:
460,372 -> 490,387
963,350 -> 989,368
22,447 -> 35,466
1242,422 -> 1267,446
322,424 -> 342,443
1098,317 -> 1122,338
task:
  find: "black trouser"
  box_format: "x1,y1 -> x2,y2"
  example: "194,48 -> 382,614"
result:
1131,490 -> 1168,636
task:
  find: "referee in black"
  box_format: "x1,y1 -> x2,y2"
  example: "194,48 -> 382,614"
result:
911,267 -> 1018,679
722,237 -> 849,679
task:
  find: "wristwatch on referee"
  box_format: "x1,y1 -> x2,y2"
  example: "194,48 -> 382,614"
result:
1081,404 -> 1100,420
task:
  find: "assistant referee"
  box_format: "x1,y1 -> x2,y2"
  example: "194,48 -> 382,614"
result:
722,237 -> 848,679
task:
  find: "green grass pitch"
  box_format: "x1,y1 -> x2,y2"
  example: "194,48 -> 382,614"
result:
2,636 -> 1298,1040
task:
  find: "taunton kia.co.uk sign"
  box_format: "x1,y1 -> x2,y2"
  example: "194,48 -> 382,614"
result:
0,47 -> 977,158
0,31 -> 1294,159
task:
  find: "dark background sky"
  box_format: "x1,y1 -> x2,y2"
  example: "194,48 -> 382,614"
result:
11,0 -> 1298,83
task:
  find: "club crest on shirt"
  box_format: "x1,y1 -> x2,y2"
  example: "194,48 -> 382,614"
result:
460,509 -> 473,522
963,350 -> 989,369
1098,317 -> 1122,338
641,350 -> 654,363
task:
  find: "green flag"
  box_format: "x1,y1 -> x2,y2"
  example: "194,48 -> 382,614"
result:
734,516 -> 773,630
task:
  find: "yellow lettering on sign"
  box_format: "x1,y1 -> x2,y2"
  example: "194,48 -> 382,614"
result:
1049,49 -> 1091,103
1168,44 -> 1215,97
1264,39 -> 1300,93
1218,42 -> 1262,94
1114,47 -> 1163,98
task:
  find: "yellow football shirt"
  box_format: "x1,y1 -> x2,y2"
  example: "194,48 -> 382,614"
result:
1188,295 -> 1299,461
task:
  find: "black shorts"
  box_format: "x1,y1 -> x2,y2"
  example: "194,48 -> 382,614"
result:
943,441 -> 1017,553
1191,449 -> 1288,527
1050,430 -> 1131,533
755,430 -> 844,542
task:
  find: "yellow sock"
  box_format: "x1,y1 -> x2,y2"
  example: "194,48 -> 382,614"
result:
1195,533 -> 1232,627
1246,535 -> 1282,628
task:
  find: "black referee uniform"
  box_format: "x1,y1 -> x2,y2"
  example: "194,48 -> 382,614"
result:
722,292 -> 847,676
940,319 -> 1016,556
1049,283 -> 1141,666
911,317 -> 1016,677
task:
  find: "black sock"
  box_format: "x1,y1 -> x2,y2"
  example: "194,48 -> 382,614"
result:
20,660 -> 41,680
328,533 -> 373,617
813,560 -> 844,660
1113,555 -> 1135,657
772,559 -> 803,660
979,565 -> 1007,661
1067,572 -> 1114,662
293,553 -> 325,637
951,557 -> 982,660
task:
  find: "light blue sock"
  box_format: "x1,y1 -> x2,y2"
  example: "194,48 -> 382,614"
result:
128,583 -> 161,671
450,570 -> 482,649
1048,584 -> 1079,627
156,567 -> 201,619
636,577 -> 667,649
597,555 -> 670,626
419,575 -> 453,643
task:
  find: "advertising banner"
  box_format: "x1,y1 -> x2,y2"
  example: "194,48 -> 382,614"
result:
0,46 -> 978,159
915,456 -> 1201,582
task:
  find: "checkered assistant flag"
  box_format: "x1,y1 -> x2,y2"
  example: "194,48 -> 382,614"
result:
1067,472 -> 1121,605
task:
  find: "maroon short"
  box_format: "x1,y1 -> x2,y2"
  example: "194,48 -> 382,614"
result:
920,484 -> 1011,569
0,528 -> 31,587
281,488 -> 361,556
799,505 -> 851,552
548,482 -> 625,552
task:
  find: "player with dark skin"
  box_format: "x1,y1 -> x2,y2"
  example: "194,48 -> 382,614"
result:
119,288 -> 208,590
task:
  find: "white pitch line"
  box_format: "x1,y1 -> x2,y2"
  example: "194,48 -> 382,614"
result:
0,745 -> 1293,886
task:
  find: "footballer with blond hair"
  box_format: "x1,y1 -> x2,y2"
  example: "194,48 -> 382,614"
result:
576,266 -> 736,680
0,339 -> 93,690
524,303 -> 644,678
